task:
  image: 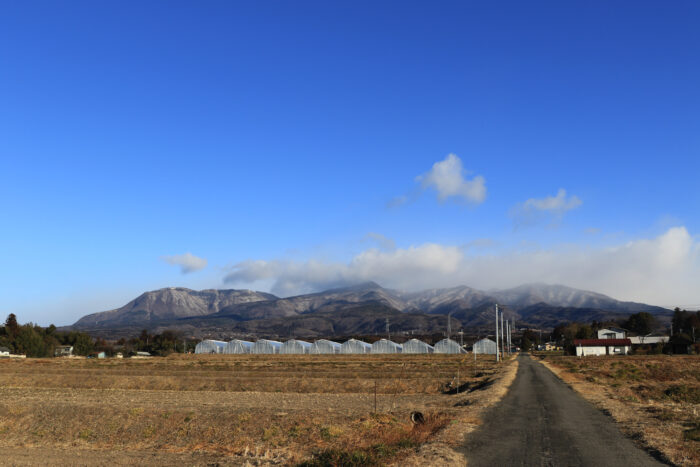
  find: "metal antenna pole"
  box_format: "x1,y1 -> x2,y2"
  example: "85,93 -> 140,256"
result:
495,304 -> 500,362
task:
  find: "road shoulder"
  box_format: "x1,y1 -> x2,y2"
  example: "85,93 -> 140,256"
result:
399,355 -> 520,466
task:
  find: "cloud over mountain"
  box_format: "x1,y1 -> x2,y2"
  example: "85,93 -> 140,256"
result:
162,252 -> 208,274
224,227 -> 699,307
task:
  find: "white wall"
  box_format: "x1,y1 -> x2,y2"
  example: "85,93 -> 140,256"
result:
576,345 -> 631,356
576,346 -> 607,356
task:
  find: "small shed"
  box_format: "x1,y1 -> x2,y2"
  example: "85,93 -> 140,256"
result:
310,339 -> 341,354
0,347 -> 10,357
574,339 -> 632,356
54,345 -> 74,357
194,340 -> 227,354
473,338 -> 497,355
628,336 -> 669,345
434,338 -> 464,354
223,339 -> 254,354
340,339 -> 372,354
402,339 -> 434,354
280,339 -> 313,354
251,339 -> 282,354
372,339 -> 403,354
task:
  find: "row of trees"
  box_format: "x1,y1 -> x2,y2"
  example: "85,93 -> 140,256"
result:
0,314 -> 196,358
110,329 -> 197,357
0,314 -> 95,357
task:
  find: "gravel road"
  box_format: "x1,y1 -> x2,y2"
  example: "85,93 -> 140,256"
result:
462,354 -> 665,467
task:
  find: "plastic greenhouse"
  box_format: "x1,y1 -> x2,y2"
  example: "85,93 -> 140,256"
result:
434,338 -> 465,354
280,339 -> 312,354
340,339 -> 372,354
251,339 -> 282,354
223,339 -> 254,354
402,338 -> 434,354
310,339 -> 341,354
473,338 -> 497,355
194,340 -> 227,354
371,339 -> 403,354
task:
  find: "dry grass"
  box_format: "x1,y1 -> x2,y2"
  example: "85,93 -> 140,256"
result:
0,354 -> 513,465
539,355 -> 700,466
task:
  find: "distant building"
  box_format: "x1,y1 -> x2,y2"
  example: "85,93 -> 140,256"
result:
54,345 -> 74,357
97,352 -> 106,359
597,328 -> 626,339
628,336 -> 669,345
574,338 -> 631,356
0,347 -> 10,357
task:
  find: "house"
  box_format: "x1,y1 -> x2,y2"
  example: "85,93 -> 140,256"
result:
0,347 -> 10,357
54,345 -> 74,357
574,338 -> 632,356
597,327 -> 626,339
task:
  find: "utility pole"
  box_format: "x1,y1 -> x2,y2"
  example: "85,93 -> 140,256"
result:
386,317 -> 390,340
506,321 -> 509,355
509,322 -> 512,354
495,304 -> 500,362
447,312 -> 453,340
458,329 -> 464,348
501,311 -> 505,359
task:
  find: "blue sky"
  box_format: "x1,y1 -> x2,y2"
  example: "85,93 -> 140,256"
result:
1,1 -> 699,325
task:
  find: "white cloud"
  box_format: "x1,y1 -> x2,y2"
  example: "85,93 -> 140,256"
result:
363,232 -> 396,251
510,188 -> 582,226
417,154 -> 486,204
162,252 -> 208,274
224,227 -> 700,307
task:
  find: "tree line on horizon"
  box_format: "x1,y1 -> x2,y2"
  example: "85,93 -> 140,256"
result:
0,313 -> 95,357
518,310 -> 700,354
0,314 -> 198,358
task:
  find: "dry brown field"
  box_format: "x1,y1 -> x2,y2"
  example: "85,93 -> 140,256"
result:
0,354 -> 516,466
539,354 -> 700,466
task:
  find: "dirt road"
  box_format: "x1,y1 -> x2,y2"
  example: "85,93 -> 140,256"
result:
462,354 -> 665,467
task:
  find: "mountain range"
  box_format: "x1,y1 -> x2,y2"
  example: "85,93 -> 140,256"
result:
69,282 -> 671,338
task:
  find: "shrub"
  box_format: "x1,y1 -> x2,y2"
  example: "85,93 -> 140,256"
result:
664,385 -> 700,404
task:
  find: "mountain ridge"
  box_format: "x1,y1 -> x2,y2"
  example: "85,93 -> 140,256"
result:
69,282 -> 670,336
